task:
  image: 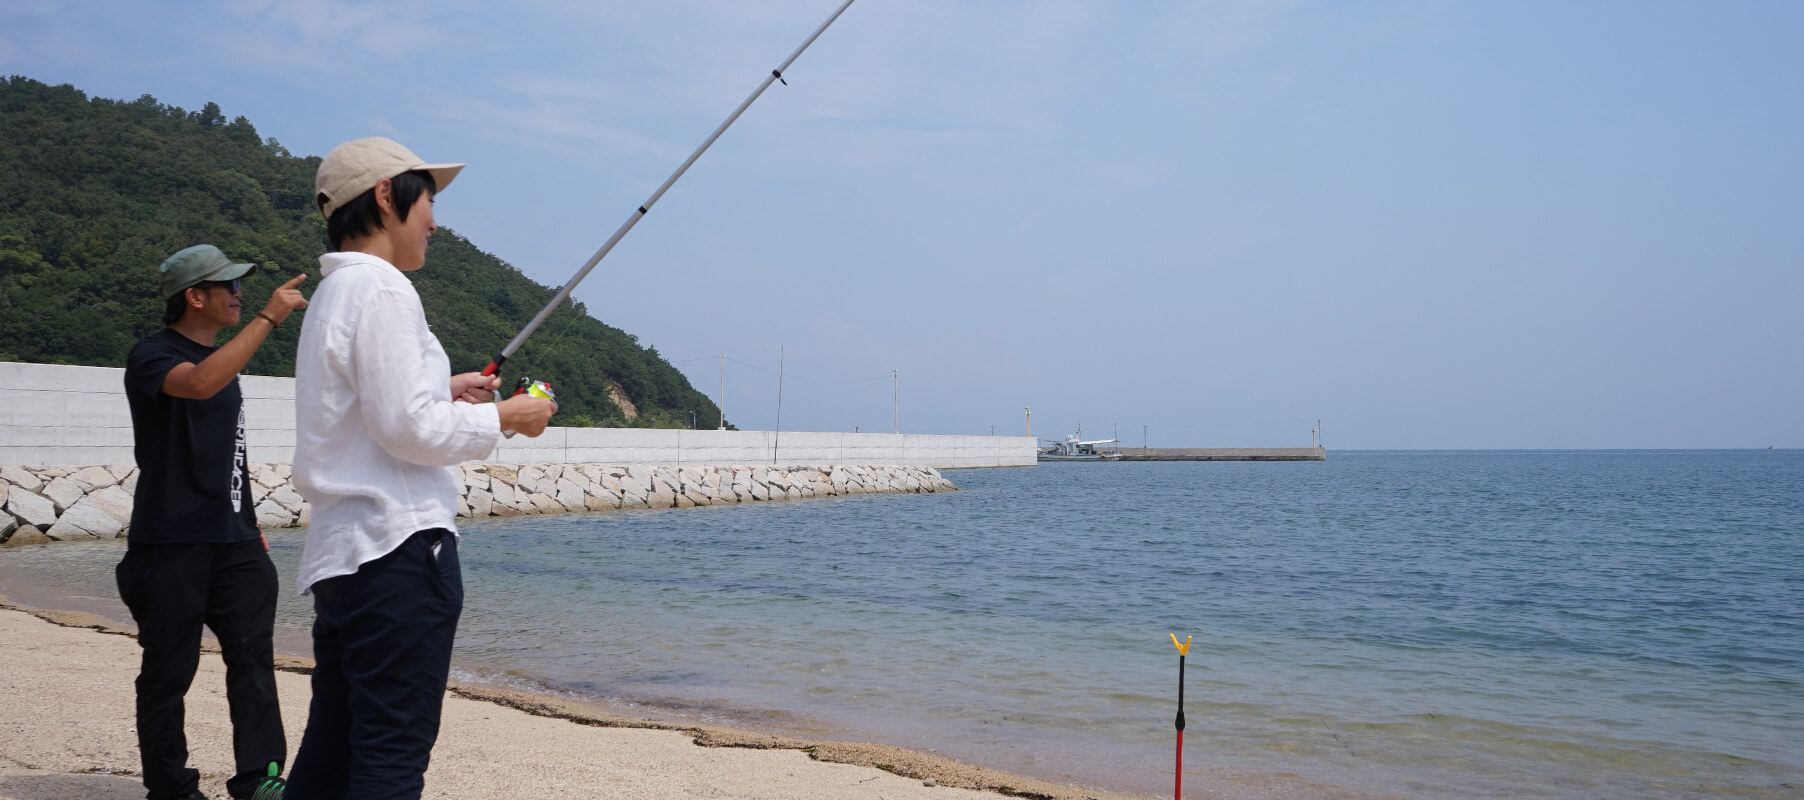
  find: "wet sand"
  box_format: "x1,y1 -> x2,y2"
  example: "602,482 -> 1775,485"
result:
0,599 -> 1144,800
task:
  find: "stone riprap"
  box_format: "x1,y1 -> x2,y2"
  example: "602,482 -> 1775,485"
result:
0,463 -> 957,545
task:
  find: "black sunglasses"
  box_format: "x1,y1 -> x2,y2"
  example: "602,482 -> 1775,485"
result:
193,279 -> 241,294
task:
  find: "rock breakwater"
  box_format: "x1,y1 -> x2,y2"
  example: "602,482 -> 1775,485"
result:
0,463 -> 957,545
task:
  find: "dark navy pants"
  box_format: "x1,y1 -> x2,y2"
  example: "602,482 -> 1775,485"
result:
116,538 -> 285,800
288,529 -> 461,800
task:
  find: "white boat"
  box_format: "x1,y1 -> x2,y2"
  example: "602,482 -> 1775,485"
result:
1038,431 -> 1124,462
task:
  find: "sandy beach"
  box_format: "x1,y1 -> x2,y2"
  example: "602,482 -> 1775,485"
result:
0,599 -> 1143,800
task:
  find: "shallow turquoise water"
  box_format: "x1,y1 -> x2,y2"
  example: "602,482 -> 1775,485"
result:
5,451 -> 1800,799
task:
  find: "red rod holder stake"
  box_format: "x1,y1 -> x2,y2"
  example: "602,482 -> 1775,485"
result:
1171,634 -> 1191,800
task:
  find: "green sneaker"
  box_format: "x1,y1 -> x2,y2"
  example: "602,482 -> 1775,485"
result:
242,762 -> 286,800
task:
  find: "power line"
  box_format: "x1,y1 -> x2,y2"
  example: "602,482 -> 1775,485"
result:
721,356 -> 888,383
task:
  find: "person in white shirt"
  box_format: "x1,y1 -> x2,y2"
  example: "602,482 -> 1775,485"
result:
287,137 -> 556,800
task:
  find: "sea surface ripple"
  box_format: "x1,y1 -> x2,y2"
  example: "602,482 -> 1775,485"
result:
3,451 -> 1799,799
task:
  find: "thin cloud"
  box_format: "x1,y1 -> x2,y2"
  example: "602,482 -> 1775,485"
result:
418,86 -> 674,174
212,0 -> 488,78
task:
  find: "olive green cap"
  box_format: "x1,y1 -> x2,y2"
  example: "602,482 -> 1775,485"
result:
159,244 -> 256,301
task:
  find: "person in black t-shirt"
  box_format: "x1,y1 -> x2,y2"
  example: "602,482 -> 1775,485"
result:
119,244 -> 307,800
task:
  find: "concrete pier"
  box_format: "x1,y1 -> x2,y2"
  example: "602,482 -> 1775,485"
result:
1112,447 -> 1326,461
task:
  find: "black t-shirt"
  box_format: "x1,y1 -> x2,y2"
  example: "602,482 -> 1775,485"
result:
123,328 -> 259,544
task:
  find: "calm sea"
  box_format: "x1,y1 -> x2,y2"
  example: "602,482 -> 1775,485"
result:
3,451 -> 1800,799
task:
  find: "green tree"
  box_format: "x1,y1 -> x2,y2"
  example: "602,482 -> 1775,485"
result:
0,75 -> 722,428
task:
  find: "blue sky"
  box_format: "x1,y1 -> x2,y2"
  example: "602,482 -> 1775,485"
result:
5,1 -> 1800,448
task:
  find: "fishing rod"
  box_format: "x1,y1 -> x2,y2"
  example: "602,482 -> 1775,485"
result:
483,0 -> 858,389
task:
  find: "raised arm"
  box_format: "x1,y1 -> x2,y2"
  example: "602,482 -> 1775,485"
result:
161,274 -> 309,399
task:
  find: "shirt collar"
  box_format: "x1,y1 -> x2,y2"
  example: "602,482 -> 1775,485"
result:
319,250 -> 400,278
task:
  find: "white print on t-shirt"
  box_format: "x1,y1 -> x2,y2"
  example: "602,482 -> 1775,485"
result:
231,405 -> 247,511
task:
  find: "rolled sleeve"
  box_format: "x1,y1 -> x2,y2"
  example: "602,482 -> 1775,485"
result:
350,287 -> 501,467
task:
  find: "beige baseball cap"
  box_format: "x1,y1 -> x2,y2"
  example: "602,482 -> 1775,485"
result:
314,137 -> 464,219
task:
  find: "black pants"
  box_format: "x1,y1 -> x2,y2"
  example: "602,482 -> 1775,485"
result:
116,538 -> 286,800
288,529 -> 462,800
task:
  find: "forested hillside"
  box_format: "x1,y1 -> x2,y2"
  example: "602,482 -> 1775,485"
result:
0,76 -> 721,429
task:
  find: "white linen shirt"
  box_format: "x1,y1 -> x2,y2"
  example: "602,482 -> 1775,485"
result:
291,251 -> 501,594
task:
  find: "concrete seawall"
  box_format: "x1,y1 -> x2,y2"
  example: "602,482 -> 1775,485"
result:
1113,447 -> 1327,461
0,362 -> 1036,469
0,361 -> 1005,546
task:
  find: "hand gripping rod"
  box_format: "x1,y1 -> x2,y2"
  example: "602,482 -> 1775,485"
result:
483,0 -> 858,378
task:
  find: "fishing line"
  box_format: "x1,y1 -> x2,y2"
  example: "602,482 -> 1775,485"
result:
536,293 -> 586,353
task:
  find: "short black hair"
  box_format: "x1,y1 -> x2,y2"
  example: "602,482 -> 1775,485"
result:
162,293 -> 188,325
323,170 -> 437,251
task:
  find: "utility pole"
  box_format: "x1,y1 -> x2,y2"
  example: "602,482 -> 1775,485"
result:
718,353 -> 726,430
1025,407 -> 1031,437
773,345 -> 784,464
892,369 -> 899,434
1143,424 -> 1149,454
990,425 -> 996,437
